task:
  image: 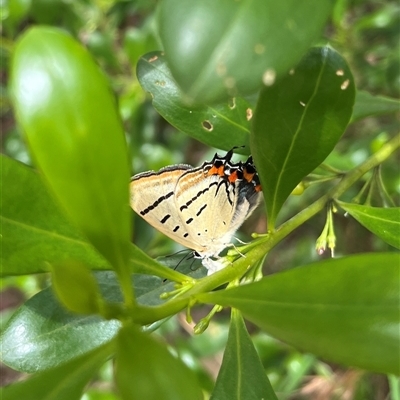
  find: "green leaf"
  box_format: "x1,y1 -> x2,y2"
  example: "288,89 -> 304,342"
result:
0,155 -> 109,275
1,340 -> 113,400
351,90 -> 400,123
1,155 -> 187,283
115,324 -> 203,400
252,46 -> 355,227
0,286 -> 119,373
50,260 -> 104,315
10,26 -> 131,274
337,202 -> 400,249
211,309 -> 278,400
0,270 -> 193,372
159,0 -> 333,104
136,51 -> 252,152
197,253 -> 400,375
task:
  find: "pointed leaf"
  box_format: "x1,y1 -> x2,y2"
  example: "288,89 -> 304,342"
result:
351,90 -> 400,123
337,202 -> 400,249
10,26 -> 131,272
159,0 -> 333,103
115,324 -> 202,400
1,341 -> 113,400
211,309 -> 278,400
137,51 -> 252,152
198,253 -> 400,375
252,46 -> 355,227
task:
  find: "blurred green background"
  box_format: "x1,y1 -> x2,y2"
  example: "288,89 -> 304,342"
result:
1,0 -> 399,398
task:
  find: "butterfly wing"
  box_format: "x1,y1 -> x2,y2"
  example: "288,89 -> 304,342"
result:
174,167 -> 238,257
130,165 -> 200,250
174,159 -> 263,258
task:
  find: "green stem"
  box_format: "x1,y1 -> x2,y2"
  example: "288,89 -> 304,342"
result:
130,133 -> 400,325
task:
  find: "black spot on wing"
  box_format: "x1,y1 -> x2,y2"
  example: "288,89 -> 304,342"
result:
179,182 -> 218,211
160,214 -> 171,224
140,191 -> 174,216
196,204 -> 207,216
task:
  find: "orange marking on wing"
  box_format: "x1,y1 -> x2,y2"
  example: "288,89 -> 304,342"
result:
243,170 -> 255,182
207,166 -> 219,176
228,170 -> 238,183
255,184 -> 262,192
207,165 -> 225,176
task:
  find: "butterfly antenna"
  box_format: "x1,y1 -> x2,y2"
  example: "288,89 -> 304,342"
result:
162,250 -> 192,283
165,249 -> 190,258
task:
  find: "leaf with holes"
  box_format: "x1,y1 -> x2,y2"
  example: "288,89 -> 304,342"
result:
159,0 -> 333,103
252,46 -> 355,228
136,51 -> 252,153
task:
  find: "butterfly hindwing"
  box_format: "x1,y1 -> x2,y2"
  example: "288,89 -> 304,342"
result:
130,165 -> 199,249
174,168 -> 238,257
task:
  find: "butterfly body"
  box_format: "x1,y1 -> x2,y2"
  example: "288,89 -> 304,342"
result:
130,150 -> 262,274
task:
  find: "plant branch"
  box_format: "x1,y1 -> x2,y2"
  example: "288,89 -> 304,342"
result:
130,133 -> 400,325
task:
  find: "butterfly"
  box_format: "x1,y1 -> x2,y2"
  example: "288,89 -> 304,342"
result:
130,149 -> 262,274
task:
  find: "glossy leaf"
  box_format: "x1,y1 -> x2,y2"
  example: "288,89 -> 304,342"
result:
0,155 -> 188,282
50,260 -> 103,315
0,286 -> 120,373
10,27 -> 131,273
0,155 -> 109,275
115,324 -> 203,400
337,202 -> 400,249
252,46 -> 355,227
137,51 -> 252,153
0,271 -> 193,372
198,253 -> 400,375
159,0 -> 333,104
211,309 -> 278,400
1,341 -> 113,400
351,90 -> 400,123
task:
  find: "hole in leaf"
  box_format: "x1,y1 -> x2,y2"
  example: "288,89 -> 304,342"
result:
202,121 -> 213,131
